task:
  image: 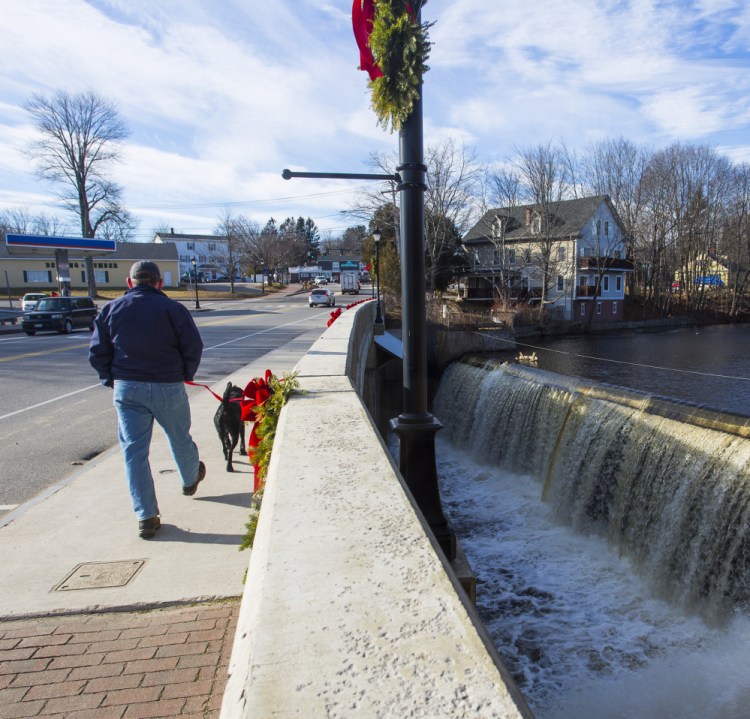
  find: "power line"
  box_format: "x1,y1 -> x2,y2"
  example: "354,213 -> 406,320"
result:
127,186 -> 366,211
2,185 -> 369,215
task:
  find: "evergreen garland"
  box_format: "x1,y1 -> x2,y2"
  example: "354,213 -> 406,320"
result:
239,371 -> 300,552
368,0 -> 433,132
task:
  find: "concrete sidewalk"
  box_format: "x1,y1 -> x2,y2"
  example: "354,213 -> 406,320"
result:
0,297 -> 321,717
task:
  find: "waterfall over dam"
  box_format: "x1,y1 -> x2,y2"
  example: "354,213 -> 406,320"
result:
432,358 -> 750,621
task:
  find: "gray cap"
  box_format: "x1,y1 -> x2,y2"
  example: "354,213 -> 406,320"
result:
130,260 -> 161,282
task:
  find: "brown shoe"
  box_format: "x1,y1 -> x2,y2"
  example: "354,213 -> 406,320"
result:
183,461 -> 206,496
139,516 -> 161,539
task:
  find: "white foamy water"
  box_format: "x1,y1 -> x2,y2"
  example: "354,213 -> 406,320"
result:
437,439 -> 750,719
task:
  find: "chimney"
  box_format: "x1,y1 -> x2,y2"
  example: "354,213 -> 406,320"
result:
525,208 -> 531,225
170,228 -> 175,235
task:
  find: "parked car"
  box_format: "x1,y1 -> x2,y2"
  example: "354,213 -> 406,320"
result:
313,276 -> 328,286
308,288 -> 335,307
22,296 -> 97,335
21,293 -> 48,312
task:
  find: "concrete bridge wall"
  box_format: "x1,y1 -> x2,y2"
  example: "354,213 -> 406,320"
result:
221,301 -> 532,718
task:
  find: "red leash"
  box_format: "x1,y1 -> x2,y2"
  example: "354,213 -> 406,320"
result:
185,381 -> 224,402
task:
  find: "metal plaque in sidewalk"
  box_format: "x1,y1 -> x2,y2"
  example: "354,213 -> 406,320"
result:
53,560 -> 145,591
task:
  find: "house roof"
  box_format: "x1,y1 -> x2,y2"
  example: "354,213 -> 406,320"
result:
105,241 -> 178,261
463,194 -> 622,244
154,232 -> 228,243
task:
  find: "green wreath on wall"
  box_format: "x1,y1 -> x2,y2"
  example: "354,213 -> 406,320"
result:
355,0 -> 433,132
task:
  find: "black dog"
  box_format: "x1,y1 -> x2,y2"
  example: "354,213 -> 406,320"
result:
213,382 -> 247,472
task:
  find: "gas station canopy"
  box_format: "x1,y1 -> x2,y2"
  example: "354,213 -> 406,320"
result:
5,234 -> 116,255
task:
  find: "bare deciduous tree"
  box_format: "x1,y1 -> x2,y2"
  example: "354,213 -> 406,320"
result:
581,137 -> 650,292
351,140 -> 480,296
722,163 -> 750,317
0,207 -> 67,238
514,142 -> 573,316
214,209 -> 251,292
25,90 -> 132,296
424,139 -> 481,295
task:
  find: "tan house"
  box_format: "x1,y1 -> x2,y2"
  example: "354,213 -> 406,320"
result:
462,195 -> 633,323
0,236 -> 179,294
673,253 -> 731,291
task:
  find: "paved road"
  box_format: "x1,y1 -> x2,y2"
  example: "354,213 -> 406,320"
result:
0,287 -> 333,517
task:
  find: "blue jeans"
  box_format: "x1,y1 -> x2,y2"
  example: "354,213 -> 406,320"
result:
113,381 -> 200,520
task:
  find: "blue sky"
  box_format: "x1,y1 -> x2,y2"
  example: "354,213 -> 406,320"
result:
1,0 -> 749,241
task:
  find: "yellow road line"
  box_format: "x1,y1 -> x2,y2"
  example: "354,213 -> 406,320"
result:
0,343 -> 90,362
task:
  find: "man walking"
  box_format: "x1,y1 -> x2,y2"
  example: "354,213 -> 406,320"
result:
89,260 -> 206,539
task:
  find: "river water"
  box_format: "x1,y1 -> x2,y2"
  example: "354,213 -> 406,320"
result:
431,323 -> 750,719
522,323 -> 750,417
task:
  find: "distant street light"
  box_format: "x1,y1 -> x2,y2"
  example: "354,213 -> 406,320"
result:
373,228 -> 383,327
191,257 -> 200,310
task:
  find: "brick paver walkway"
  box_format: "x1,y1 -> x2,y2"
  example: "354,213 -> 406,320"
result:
0,600 -> 240,719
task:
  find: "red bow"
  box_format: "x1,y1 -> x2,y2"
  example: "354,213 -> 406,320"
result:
327,307 -> 343,327
352,0 -> 383,80
240,369 -> 274,491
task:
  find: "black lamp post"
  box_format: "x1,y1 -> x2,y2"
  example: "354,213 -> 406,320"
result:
191,257 -> 200,310
277,4 -> 453,560
389,4 -> 456,560
373,228 -> 383,327
260,263 -> 265,294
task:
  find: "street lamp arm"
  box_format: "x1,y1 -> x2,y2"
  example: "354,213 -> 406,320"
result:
282,169 -> 401,183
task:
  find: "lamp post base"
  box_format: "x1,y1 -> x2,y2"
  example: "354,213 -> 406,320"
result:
390,413 -> 456,560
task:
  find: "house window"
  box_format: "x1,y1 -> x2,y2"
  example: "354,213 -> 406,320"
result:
525,248 -> 532,263
579,275 -> 589,286
95,271 -> 109,284
605,221 -> 609,237
187,242 -> 195,250
597,302 -> 602,315
603,276 -> 609,291
596,219 -> 601,236
507,249 -> 516,265
532,216 -> 541,234
208,243 -> 216,251
616,276 -> 622,292
558,246 -> 566,261
613,301 -> 618,314
557,275 -> 565,291
23,270 -> 52,283
493,250 -> 500,265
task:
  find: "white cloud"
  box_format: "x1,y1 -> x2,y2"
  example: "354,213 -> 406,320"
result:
1,0 -> 749,237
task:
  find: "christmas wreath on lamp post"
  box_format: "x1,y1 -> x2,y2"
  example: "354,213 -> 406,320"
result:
353,0 -> 433,132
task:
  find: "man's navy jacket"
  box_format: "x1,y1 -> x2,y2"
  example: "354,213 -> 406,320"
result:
89,285 -> 203,387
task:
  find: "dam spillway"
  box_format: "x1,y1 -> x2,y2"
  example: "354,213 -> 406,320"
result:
432,359 -> 750,620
